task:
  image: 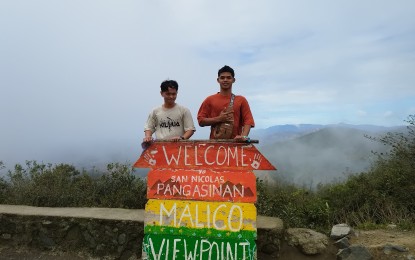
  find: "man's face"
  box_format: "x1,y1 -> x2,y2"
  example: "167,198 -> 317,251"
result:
217,72 -> 235,90
161,87 -> 177,106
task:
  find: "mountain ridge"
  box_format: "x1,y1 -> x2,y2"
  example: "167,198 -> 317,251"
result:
254,124 -> 406,188
250,123 -> 405,145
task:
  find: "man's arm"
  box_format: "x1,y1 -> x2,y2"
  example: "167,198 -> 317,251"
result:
199,107 -> 233,126
168,129 -> 195,141
234,97 -> 255,140
241,125 -> 252,137
182,129 -> 195,139
181,107 -> 196,139
234,125 -> 252,141
143,130 -> 153,143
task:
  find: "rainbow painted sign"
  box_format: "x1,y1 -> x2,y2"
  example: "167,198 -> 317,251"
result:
134,140 -> 276,260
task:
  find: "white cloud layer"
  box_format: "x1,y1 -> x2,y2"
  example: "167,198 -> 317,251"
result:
1,0 -> 414,164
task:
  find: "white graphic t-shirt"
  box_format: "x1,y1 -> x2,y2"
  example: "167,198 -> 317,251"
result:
144,104 -> 196,139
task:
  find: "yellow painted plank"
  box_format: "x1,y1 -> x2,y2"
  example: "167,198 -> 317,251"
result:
145,199 -> 256,233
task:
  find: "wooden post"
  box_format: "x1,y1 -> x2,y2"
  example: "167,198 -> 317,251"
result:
134,140 -> 276,260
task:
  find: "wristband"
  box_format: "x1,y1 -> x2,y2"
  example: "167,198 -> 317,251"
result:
180,136 -> 185,140
243,136 -> 250,142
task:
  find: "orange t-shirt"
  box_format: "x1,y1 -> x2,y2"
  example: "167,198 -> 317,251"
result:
197,93 -> 255,139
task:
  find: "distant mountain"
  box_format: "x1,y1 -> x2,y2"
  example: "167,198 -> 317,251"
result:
250,123 -> 404,145
255,124 -> 406,188
250,124 -> 324,143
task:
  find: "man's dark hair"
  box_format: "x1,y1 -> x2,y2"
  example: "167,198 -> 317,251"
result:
218,65 -> 235,78
160,80 -> 179,92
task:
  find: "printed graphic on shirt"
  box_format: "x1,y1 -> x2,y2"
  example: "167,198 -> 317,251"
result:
159,117 -> 181,132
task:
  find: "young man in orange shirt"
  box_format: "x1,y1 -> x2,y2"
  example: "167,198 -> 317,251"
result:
197,65 -> 254,140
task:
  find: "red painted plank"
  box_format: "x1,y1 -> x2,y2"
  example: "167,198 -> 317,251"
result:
147,169 -> 257,202
134,140 -> 276,170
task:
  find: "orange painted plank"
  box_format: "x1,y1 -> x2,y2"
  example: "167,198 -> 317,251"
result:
134,140 -> 276,171
147,169 -> 257,202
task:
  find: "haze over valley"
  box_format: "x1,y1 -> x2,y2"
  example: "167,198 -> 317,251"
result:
1,123 -> 403,188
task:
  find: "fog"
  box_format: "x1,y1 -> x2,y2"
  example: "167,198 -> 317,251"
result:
1,1 -> 414,179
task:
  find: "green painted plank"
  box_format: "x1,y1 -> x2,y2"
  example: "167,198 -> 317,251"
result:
145,225 -> 257,240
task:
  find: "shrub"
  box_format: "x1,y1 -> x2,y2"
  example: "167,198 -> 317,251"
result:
2,161 -> 147,209
317,115 -> 415,228
94,163 -> 147,209
256,178 -> 330,231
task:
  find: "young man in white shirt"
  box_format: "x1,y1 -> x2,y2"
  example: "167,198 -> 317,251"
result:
143,80 -> 196,144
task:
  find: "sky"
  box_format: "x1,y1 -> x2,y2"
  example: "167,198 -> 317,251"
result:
1,0 -> 415,166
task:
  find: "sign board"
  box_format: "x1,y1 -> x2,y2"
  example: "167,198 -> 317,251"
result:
142,234 -> 257,260
147,169 -> 257,202
134,141 -> 276,171
136,140 -> 276,260
144,199 -> 257,240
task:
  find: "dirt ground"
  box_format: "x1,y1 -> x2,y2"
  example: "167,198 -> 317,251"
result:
349,229 -> 415,260
276,229 -> 415,260
1,229 -> 414,260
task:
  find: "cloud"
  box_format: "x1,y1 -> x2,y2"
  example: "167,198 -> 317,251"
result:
1,0 -> 414,164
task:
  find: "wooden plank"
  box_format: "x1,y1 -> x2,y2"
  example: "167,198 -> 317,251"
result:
144,199 -> 256,239
142,234 -> 257,260
147,169 -> 257,202
134,141 -> 276,170
144,225 -> 256,241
